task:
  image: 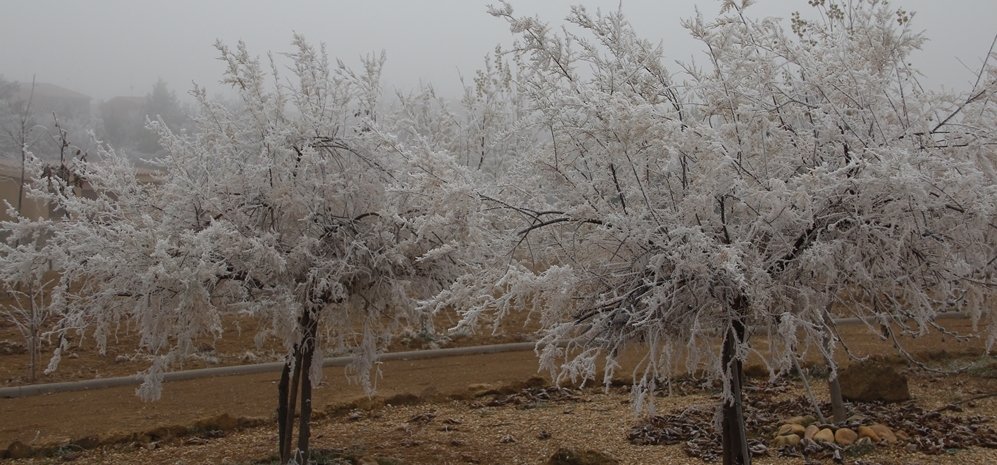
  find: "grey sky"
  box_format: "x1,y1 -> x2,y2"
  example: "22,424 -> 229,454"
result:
1,0 -> 994,101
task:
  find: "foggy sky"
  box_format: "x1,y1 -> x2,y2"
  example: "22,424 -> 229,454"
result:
1,0 -> 994,102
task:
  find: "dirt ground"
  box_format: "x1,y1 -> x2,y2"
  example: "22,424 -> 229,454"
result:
2,354 -> 995,465
0,316 -> 994,464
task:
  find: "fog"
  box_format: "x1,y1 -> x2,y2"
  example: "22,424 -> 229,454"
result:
1,0 -> 994,102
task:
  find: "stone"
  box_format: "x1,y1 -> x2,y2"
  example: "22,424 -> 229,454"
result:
0,340 -> 27,355
846,413 -> 869,423
857,425 -> 881,442
420,386 -> 442,402
193,413 -> 239,432
785,415 -> 817,426
71,435 -> 101,449
467,383 -> 499,397
743,364 -> 769,379
6,441 -> 33,459
814,428 -> 835,443
847,437 -> 876,457
804,424 -> 819,440
834,428 -> 858,446
384,393 -> 421,406
869,424 -> 897,443
372,457 -> 403,465
776,423 -> 806,437
547,448 -> 620,465
838,361 -> 911,403
773,434 -> 801,448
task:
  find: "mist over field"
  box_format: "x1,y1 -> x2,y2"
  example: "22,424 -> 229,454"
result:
2,1 -> 995,98
1,0 -> 993,166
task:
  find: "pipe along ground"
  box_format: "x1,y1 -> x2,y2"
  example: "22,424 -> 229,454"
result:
0,312 -> 970,399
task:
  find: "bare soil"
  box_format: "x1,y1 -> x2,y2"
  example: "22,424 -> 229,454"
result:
3,358 -> 996,465
0,316 -> 994,464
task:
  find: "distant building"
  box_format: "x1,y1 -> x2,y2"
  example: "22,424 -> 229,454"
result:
12,82 -> 92,121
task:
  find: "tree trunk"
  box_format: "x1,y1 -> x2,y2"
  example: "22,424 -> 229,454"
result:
282,348 -> 302,462
276,309 -> 320,465
721,317 -> 751,465
295,312 -> 318,465
27,325 -> 37,383
277,358 -> 291,463
828,374 -> 846,423
821,304 -> 847,423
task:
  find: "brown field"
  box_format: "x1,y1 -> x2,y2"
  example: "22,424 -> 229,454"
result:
0,315 -> 994,464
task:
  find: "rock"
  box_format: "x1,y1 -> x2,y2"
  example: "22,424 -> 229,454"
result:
6,441 -> 33,459
869,424 -> 897,443
743,364 -> 769,379
467,383 -> 499,397
804,424 -> 819,440
193,413 -> 239,432
420,386 -> 442,402
547,448 -> 620,465
773,434 -> 801,448
71,435 -> 101,449
372,457 -> 403,465
814,428 -> 835,443
847,437 -> 876,457
838,361 -> 911,403
785,415 -> 817,426
846,413 -> 868,423
857,425 -> 881,442
776,423 -> 806,437
834,428 -> 858,446
384,393 -> 421,406
521,376 -> 548,389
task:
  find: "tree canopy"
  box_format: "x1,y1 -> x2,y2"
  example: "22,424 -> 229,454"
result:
427,2 -> 995,462
1,2 -> 994,464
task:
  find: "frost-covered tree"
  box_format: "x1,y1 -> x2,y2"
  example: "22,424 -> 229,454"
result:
1,113 -> 88,383
386,47 -> 537,181
0,36 -> 477,465
430,2 -> 996,464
